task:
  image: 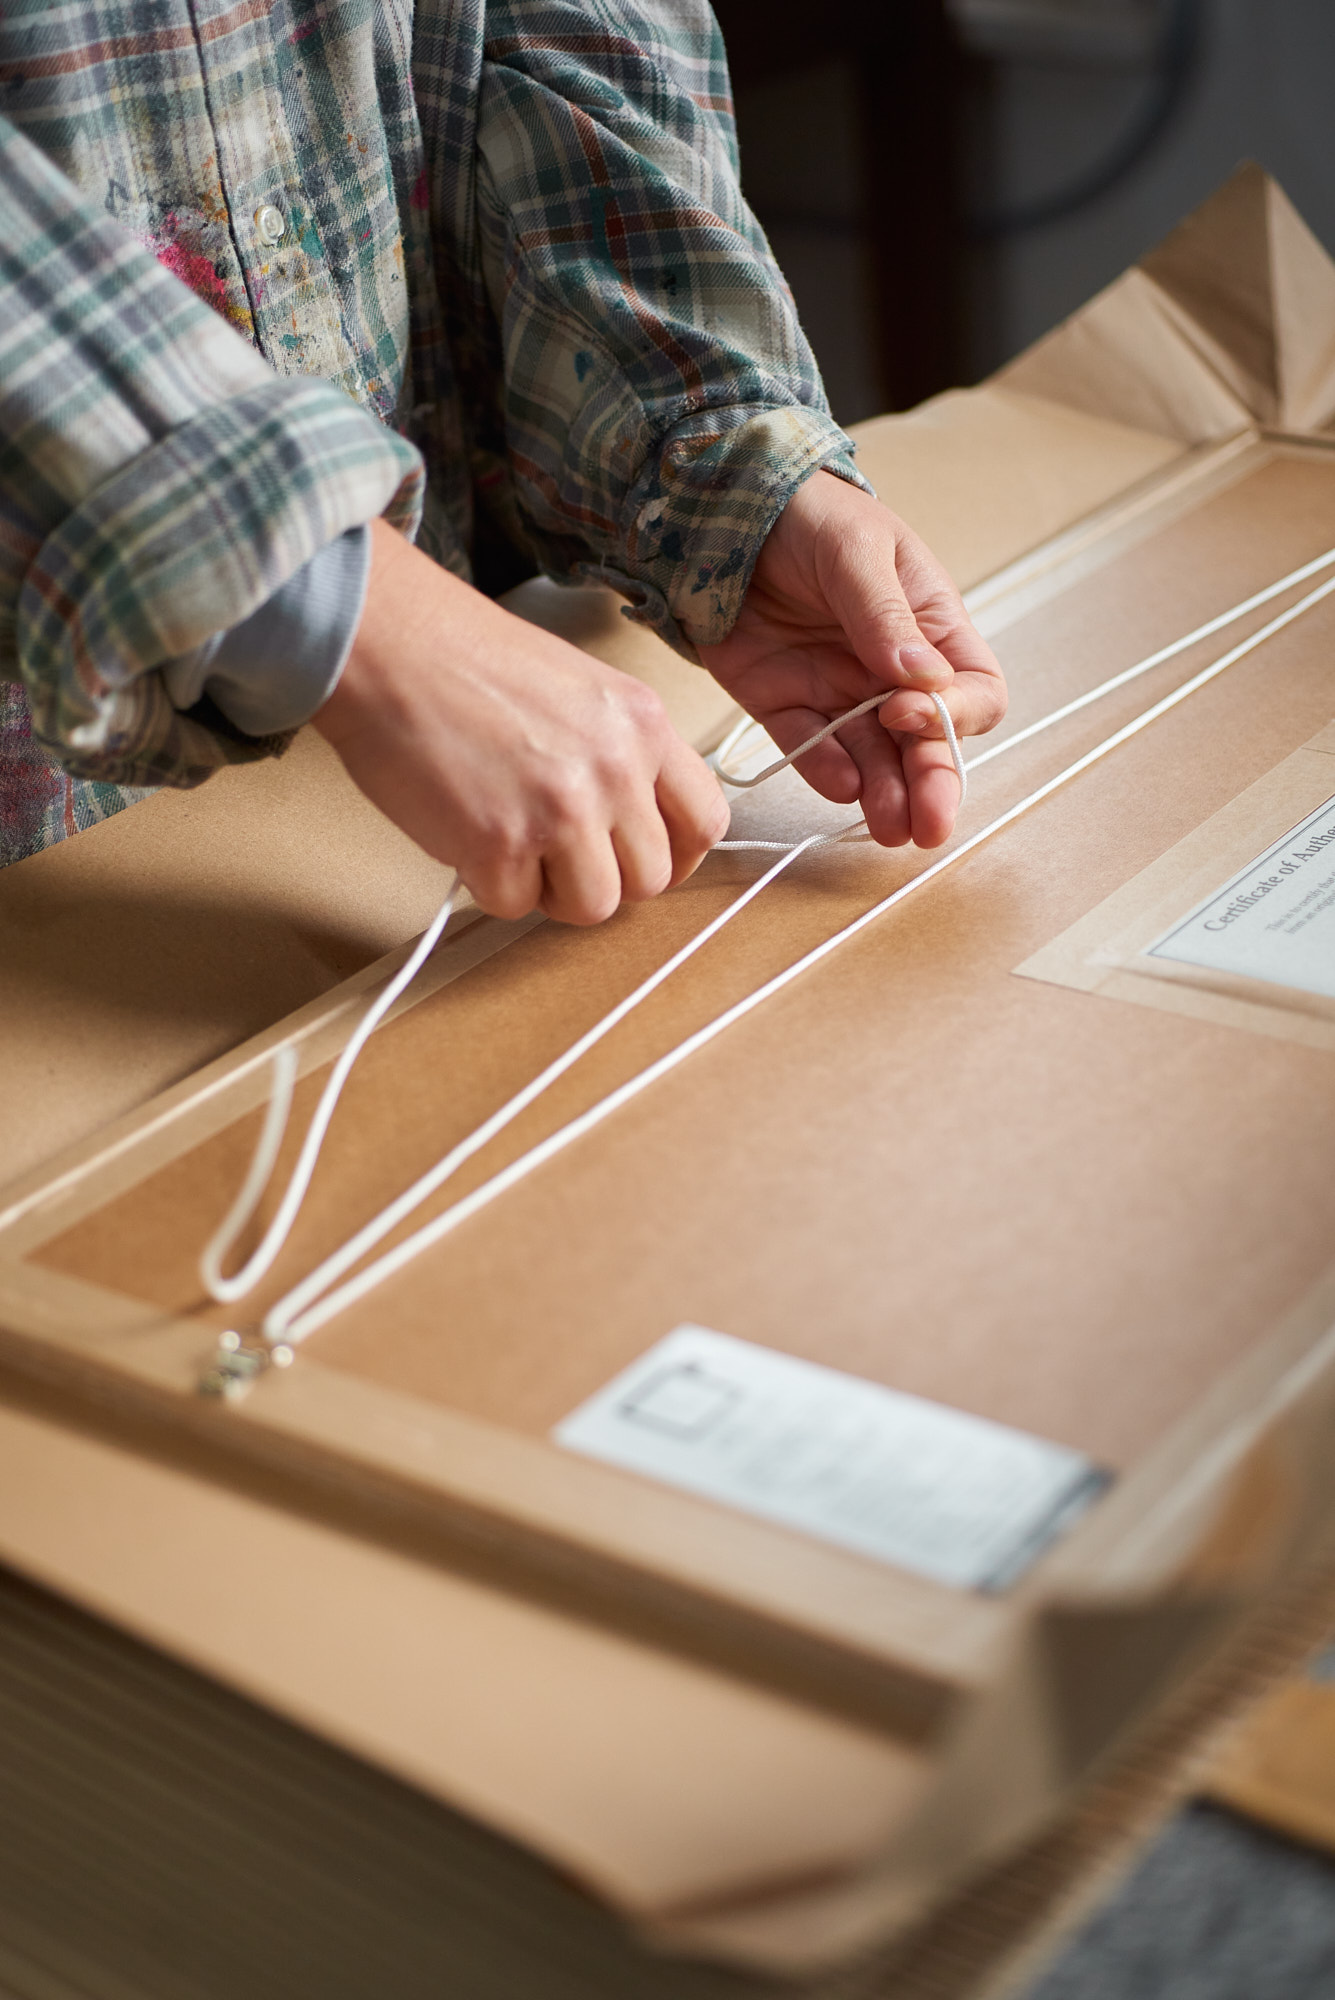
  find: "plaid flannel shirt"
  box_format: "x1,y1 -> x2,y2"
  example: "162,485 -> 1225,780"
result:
0,0 -> 861,868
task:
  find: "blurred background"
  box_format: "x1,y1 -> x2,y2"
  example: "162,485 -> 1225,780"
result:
714,0 -> 1335,423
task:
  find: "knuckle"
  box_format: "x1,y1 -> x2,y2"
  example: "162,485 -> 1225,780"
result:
470,823 -> 541,920
476,808 -> 530,861
537,762 -> 601,838
473,876 -> 536,921
557,884 -> 620,927
487,835 -> 535,885
620,677 -> 667,732
624,852 -> 672,902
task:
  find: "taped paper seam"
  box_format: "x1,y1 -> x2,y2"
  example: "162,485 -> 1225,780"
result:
1146,792 -> 1335,1001
1017,723 -> 1335,1050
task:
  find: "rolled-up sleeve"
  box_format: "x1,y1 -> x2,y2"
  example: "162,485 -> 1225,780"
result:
472,0 -> 868,656
0,116 -> 423,789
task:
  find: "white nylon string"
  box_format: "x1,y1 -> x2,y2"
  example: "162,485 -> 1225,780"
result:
716,687 -> 966,850
202,693 -> 958,1320
261,566 -> 1335,1349
249,831 -> 825,1342
714,541 -> 1335,792
201,892 -> 459,1302
715,687 -> 960,793
200,549 -> 1335,1357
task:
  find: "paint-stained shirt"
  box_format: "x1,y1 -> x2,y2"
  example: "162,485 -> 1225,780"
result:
0,0 -> 861,868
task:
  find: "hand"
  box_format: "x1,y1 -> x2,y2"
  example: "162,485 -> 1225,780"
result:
698,472 -> 1007,848
315,520 -> 729,924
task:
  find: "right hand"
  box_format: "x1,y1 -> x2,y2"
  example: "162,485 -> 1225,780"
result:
314,520 -> 730,924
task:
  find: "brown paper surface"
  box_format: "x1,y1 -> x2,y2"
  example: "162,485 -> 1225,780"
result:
0,730 -> 459,1190
1000,166 -> 1335,442
12,163 -> 1319,1202
0,1381 -> 927,1918
1018,722 -> 1335,1050
0,592 -> 735,1199
660,1266 -> 1335,1970
7,168 -> 1335,1981
846,387 -> 1183,591
1138,168 -> 1335,434
33,448 -> 1335,1478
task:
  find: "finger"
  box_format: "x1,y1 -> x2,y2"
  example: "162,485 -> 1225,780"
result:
610,801 -> 674,904
539,826 -> 624,926
655,738 -> 731,884
897,566 -> 1007,735
754,706 -> 863,804
821,517 -> 955,694
889,520 -> 1003,686
900,732 -> 965,849
459,848 -> 545,923
876,668 -> 1008,742
934,616 -> 1006,690
826,708 -> 913,847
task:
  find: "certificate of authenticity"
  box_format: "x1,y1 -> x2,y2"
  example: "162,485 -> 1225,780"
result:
554,1325 -> 1107,1591
1147,793 -> 1335,999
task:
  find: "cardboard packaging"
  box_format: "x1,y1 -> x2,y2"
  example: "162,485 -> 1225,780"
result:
2,165 -> 1335,1994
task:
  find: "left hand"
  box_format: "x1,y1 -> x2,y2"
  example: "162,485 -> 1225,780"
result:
698,471 -> 1007,848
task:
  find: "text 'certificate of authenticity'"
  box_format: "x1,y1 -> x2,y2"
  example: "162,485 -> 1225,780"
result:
1148,793 -> 1335,999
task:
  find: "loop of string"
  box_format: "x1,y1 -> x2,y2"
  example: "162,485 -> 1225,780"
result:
715,687 -> 967,805
713,689 -> 966,853
203,697 -> 964,1333
201,893 -> 459,1302
200,549 -> 1335,1362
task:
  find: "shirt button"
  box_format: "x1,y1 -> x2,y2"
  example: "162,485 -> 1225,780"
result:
254,204 -> 287,247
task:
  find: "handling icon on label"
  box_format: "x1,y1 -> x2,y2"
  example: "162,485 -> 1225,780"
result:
617,1363 -> 742,1441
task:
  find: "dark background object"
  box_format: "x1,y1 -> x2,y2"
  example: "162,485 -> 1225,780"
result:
717,0 -> 965,418
967,0 -> 1204,237
718,0 -> 1335,424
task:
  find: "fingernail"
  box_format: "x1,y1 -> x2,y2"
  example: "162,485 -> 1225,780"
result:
899,644 -> 949,688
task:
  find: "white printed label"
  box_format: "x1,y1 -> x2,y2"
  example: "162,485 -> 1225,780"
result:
554,1326 -> 1106,1591
1147,793 -> 1335,999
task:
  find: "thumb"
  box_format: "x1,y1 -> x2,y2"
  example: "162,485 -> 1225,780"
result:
823,518 -> 954,694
